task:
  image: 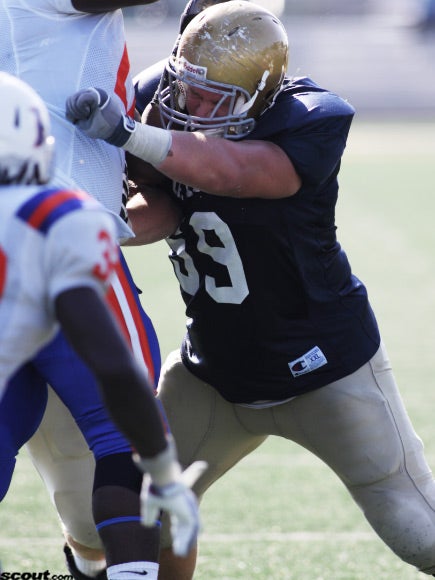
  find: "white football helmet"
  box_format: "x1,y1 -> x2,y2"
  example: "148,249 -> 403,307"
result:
0,72 -> 54,185
158,0 -> 289,139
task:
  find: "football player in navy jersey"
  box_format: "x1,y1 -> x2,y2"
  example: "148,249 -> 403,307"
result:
66,2 -> 435,578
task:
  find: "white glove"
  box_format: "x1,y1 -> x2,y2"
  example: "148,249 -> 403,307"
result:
65,87 -> 135,146
142,461 -> 207,556
134,438 -> 207,557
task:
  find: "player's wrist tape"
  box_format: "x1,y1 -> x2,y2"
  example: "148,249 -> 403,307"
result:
122,120 -> 172,166
106,115 -> 136,148
133,436 -> 182,487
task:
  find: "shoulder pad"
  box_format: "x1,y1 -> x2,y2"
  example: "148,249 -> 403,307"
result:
134,59 -> 167,116
251,77 -> 355,139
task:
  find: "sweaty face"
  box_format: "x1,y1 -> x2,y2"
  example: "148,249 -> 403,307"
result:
160,61 -> 256,138
184,85 -> 232,119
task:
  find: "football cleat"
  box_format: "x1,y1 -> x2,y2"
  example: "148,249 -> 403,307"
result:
63,544 -> 107,580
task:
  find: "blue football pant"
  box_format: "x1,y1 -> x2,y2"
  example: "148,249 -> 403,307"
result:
0,365 -> 47,500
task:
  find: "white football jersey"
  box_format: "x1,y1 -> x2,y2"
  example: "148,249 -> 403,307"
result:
0,0 -> 135,233
0,184 -> 119,397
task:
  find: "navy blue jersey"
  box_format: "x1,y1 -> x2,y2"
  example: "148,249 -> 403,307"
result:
134,72 -> 381,404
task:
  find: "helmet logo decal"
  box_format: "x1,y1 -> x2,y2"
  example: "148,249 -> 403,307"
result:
179,57 -> 208,82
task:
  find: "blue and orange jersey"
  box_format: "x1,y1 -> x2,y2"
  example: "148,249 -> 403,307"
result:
17,187 -> 97,234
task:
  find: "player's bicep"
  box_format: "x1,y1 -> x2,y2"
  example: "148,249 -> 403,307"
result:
219,139 -> 302,199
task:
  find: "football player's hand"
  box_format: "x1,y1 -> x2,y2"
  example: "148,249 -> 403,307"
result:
65,88 -> 134,146
141,461 -> 207,557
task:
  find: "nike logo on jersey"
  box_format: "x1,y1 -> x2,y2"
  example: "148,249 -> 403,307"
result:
288,346 -> 327,378
118,572 -> 148,576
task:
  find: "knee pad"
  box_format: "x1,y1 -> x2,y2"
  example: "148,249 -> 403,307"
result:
94,452 -> 142,493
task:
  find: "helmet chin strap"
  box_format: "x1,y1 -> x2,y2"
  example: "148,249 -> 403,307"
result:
197,127 -> 225,137
234,70 -> 270,115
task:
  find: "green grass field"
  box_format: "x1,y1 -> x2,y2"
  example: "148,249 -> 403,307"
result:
1,120 -> 435,579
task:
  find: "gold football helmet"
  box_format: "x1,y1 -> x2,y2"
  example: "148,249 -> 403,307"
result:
158,0 -> 289,139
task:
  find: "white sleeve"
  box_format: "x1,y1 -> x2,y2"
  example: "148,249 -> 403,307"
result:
44,208 -> 119,304
32,0 -> 80,15
41,0 -> 123,15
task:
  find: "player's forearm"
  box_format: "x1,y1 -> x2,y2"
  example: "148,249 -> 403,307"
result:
124,123 -> 301,199
100,365 -> 168,458
123,190 -> 181,245
65,88 -> 301,198
157,130 -> 249,197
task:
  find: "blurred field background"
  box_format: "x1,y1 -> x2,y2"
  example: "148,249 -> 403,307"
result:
1,1 -> 435,578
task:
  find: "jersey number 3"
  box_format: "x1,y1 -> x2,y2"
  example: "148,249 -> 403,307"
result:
167,211 -> 249,305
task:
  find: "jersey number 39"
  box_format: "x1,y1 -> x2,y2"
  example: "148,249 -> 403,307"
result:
167,212 -> 249,305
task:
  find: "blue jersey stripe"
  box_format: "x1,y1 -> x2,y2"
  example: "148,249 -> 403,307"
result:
17,187 -> 91,235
